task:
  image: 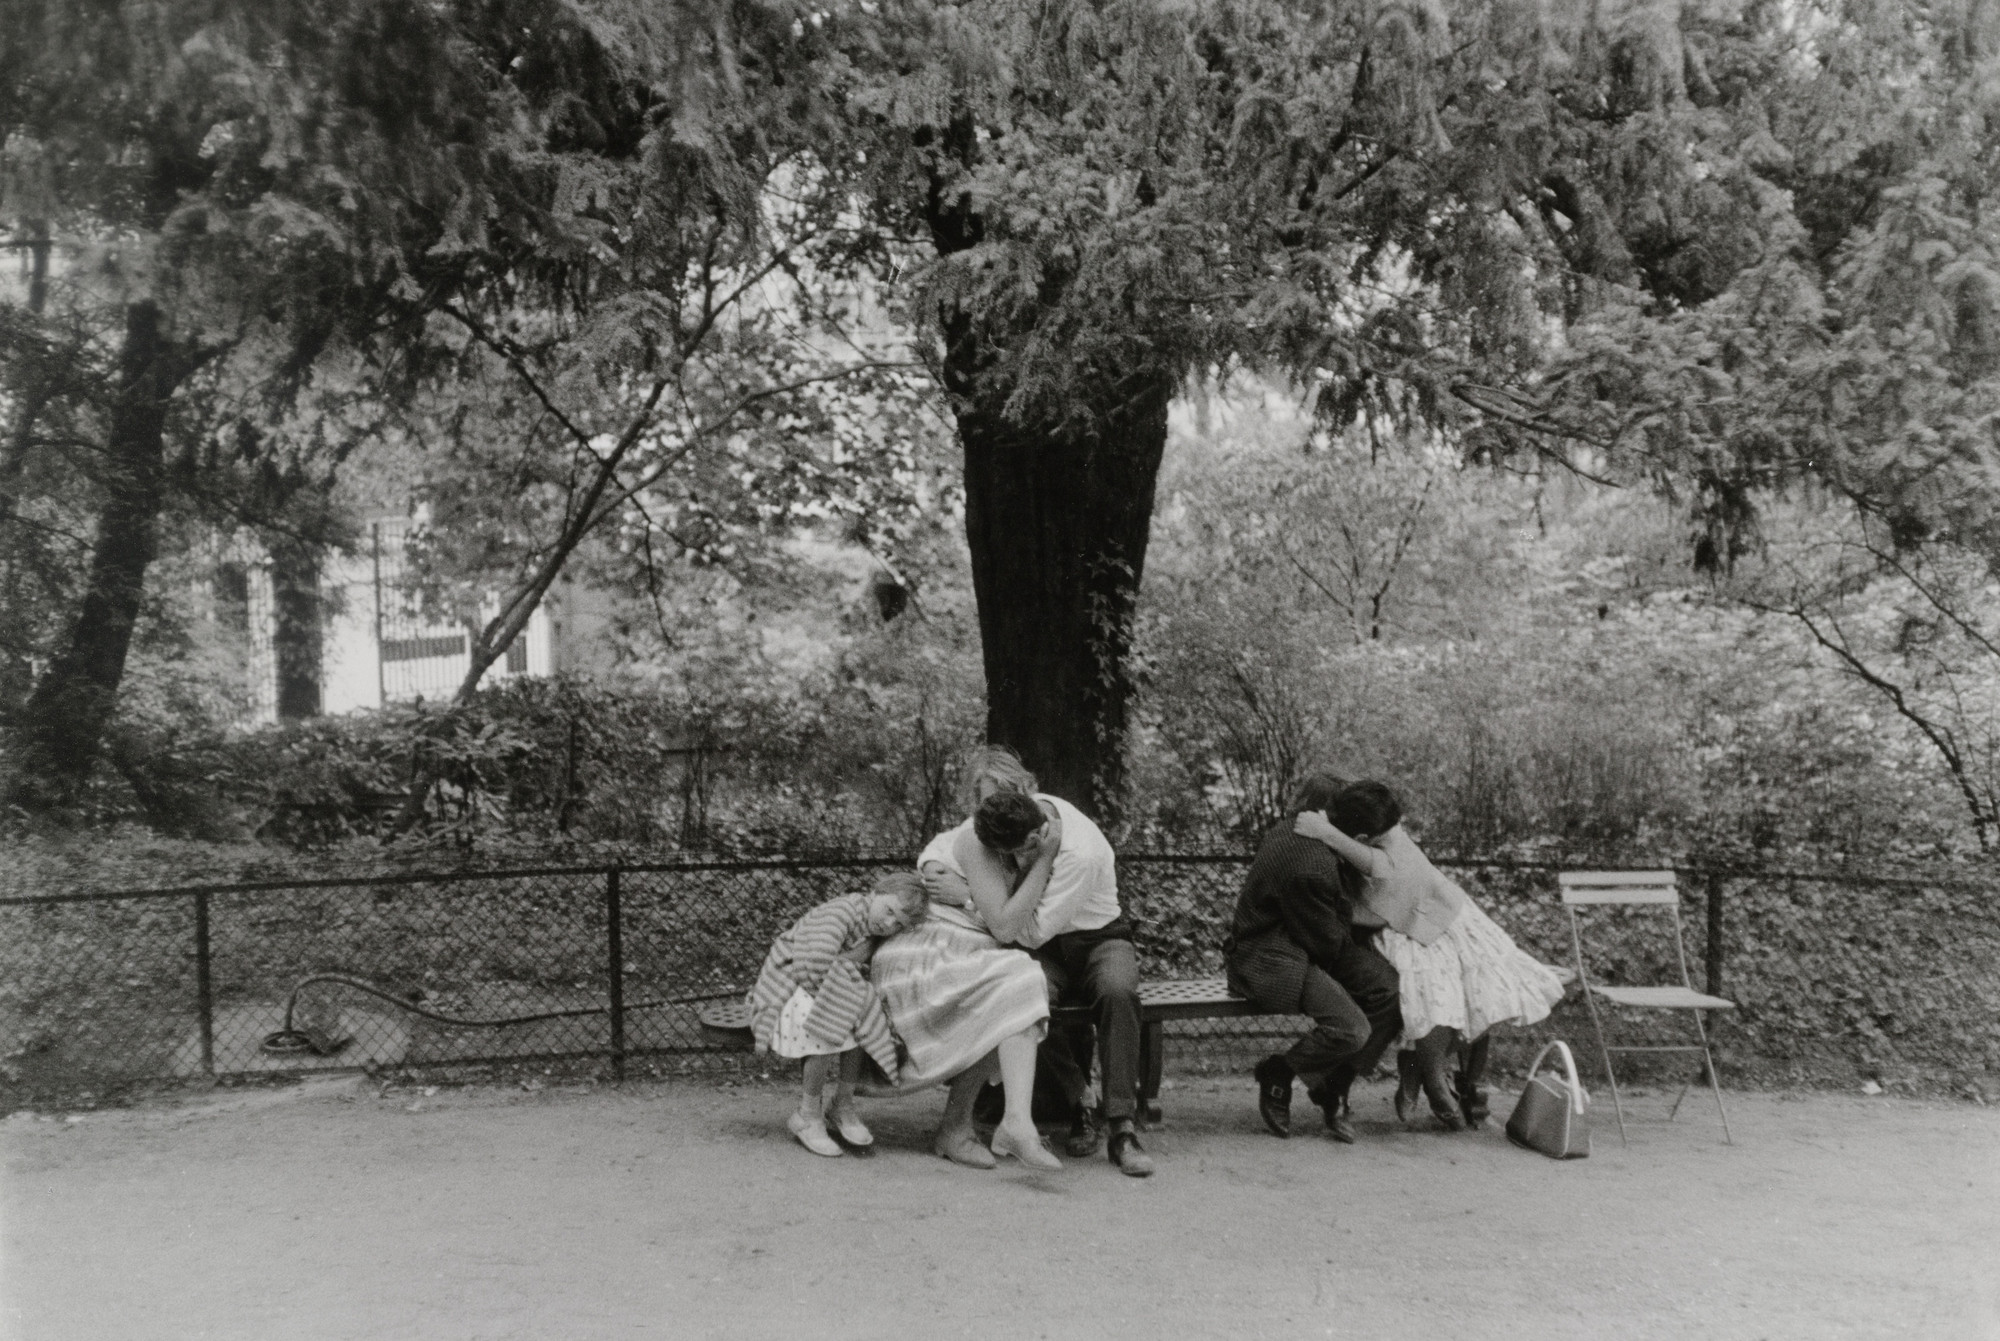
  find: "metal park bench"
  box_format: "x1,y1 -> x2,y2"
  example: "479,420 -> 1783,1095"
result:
700,977 -> 1260,1125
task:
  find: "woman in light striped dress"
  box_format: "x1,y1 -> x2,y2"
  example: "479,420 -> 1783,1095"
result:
868,747 -> 1063,1170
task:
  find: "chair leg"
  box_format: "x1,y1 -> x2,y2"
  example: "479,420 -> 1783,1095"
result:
1693,1010 -> 1732,1144
1581,990 -> 1628,1146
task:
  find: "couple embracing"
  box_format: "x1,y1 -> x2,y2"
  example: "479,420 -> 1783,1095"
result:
870,746 -> 1156,1176
1228,771 -> 1567,1141
751,746 -> 1153,1175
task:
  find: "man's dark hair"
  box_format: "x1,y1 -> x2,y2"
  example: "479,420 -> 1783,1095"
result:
974,790 -> 1045,850
1332,780 -> 1403,838
1288,771 -> 1350,817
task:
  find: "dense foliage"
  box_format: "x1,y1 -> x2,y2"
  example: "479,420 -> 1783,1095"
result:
4,0 -> 1996,863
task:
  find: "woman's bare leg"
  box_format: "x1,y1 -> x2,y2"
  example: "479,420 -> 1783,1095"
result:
935,1052 -> 1000,1167
993,1026 -> 1061,1168
996,1028 -> 1039,1134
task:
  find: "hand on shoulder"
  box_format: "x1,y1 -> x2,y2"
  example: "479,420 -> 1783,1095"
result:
1293,809 -> 1338,844
921,862 -> 971,907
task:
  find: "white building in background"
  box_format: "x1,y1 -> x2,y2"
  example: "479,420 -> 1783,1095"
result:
319,518 -> 555,715
223,517 -> 556,726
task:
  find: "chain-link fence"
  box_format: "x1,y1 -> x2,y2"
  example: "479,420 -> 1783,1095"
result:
4,854 -> 1995,1107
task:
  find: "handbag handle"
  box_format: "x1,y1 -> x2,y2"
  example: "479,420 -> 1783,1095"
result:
1523,1040 -> 1588,1116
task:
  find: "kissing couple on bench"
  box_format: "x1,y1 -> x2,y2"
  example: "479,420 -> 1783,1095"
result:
1229,770 -> 1568,1141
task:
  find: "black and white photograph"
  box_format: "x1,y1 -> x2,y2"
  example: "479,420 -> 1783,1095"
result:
2,0 -> 1997,1336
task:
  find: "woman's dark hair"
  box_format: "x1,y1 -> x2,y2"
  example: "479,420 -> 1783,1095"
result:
1288,771 -> 1350,816
974,790 -> 1045,850
1332,780 -> 1402,838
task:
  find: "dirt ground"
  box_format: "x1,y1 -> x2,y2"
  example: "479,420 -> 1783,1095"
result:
3,1072 -> 1996,1341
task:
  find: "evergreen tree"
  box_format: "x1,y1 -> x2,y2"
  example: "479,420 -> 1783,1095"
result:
841,0 -> 2000,817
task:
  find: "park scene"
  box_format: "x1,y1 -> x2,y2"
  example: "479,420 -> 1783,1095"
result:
2,0 -> 1998,1337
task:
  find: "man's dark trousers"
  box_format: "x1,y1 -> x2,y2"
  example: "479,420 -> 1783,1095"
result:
1228,928 -> 1399,1105
1032,921 -> 1142,1123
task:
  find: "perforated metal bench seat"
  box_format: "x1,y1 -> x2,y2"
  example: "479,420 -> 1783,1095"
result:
1058,977 -> 1257,1123
700,978 -> 1262,1124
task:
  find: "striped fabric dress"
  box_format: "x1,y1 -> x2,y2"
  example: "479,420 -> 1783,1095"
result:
869,901 -> 1050,1090
747,893 -> 901,1085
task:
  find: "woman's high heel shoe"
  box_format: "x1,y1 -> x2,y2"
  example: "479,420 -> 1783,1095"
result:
990,1123 -> 1062,1171
1432,1088 -> 1464,1136
934,1127 -> 997,1169
1421,1070 -> 1467,1132
1394,1052 -> 1422,1127
1454,1073 -> 1489,1129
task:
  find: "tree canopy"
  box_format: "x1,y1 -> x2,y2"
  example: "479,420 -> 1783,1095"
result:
4,0 -> 1996,831
0,0 -> 862,808
819,0 -> 2000,811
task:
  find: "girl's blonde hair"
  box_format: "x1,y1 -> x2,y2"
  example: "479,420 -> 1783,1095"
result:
872,870 -> 928,920
958,744 -> 1038,814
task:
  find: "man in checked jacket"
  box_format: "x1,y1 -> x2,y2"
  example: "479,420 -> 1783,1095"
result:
1224,771 -> 1402,1143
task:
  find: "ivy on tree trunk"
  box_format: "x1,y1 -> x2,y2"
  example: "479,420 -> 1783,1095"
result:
943,316 -> 1172,818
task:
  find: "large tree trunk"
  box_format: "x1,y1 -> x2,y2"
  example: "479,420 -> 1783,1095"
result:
942,317 -> 1173,817
923,114 -> 1175,819
8,301 -> 185,811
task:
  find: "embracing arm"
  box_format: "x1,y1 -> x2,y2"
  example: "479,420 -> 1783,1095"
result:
1293,810 -> 1388,879
962,815 -> 1061,945
921,861 -> 972,907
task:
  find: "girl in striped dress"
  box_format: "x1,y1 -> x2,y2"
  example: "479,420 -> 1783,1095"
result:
748,873 -> 928,1157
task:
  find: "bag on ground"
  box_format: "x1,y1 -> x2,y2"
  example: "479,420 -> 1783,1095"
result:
1506,1039 -> 1591,1160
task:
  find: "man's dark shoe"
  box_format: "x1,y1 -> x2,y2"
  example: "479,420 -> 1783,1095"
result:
1107,1120 -> 1155,1177
1064,1106 -> 1103,1158
1455,1072 -> 1490,1128
1312,1088 -> 1358,1144
1253,1055 -> 1295,1138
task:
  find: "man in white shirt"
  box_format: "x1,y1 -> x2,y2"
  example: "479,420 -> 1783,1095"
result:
964,788 -> 1152,1177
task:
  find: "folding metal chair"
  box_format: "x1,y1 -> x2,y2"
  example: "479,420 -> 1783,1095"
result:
1560,870 -> 1735,1144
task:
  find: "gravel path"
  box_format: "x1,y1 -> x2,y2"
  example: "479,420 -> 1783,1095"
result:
4,1074 -> 1996,1340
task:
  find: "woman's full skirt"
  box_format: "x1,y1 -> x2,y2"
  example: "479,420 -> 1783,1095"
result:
1379,900 -> 1566,1046
869,904 -> 1049,1089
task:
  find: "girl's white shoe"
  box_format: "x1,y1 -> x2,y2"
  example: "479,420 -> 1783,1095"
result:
828,1107 -> 873,1148
788,1110 -> 844,1158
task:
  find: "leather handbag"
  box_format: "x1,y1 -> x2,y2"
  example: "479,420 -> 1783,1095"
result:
1506,1040 -> 1591,1159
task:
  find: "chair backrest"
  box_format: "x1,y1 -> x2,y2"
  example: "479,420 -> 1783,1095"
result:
1559,870 -> 1678,904
1560,870 -> 1693,990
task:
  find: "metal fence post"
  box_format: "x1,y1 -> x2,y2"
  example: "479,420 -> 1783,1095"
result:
1704,872 -> 1726,1000
194,891 -> 215,1076
606,866 -> 625,1081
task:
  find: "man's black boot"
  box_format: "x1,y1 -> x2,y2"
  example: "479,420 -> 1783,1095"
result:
1064,1104 -> 1103,1158
1310,1086 -> 1358,1144
1253,1055 -> 1295,1138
